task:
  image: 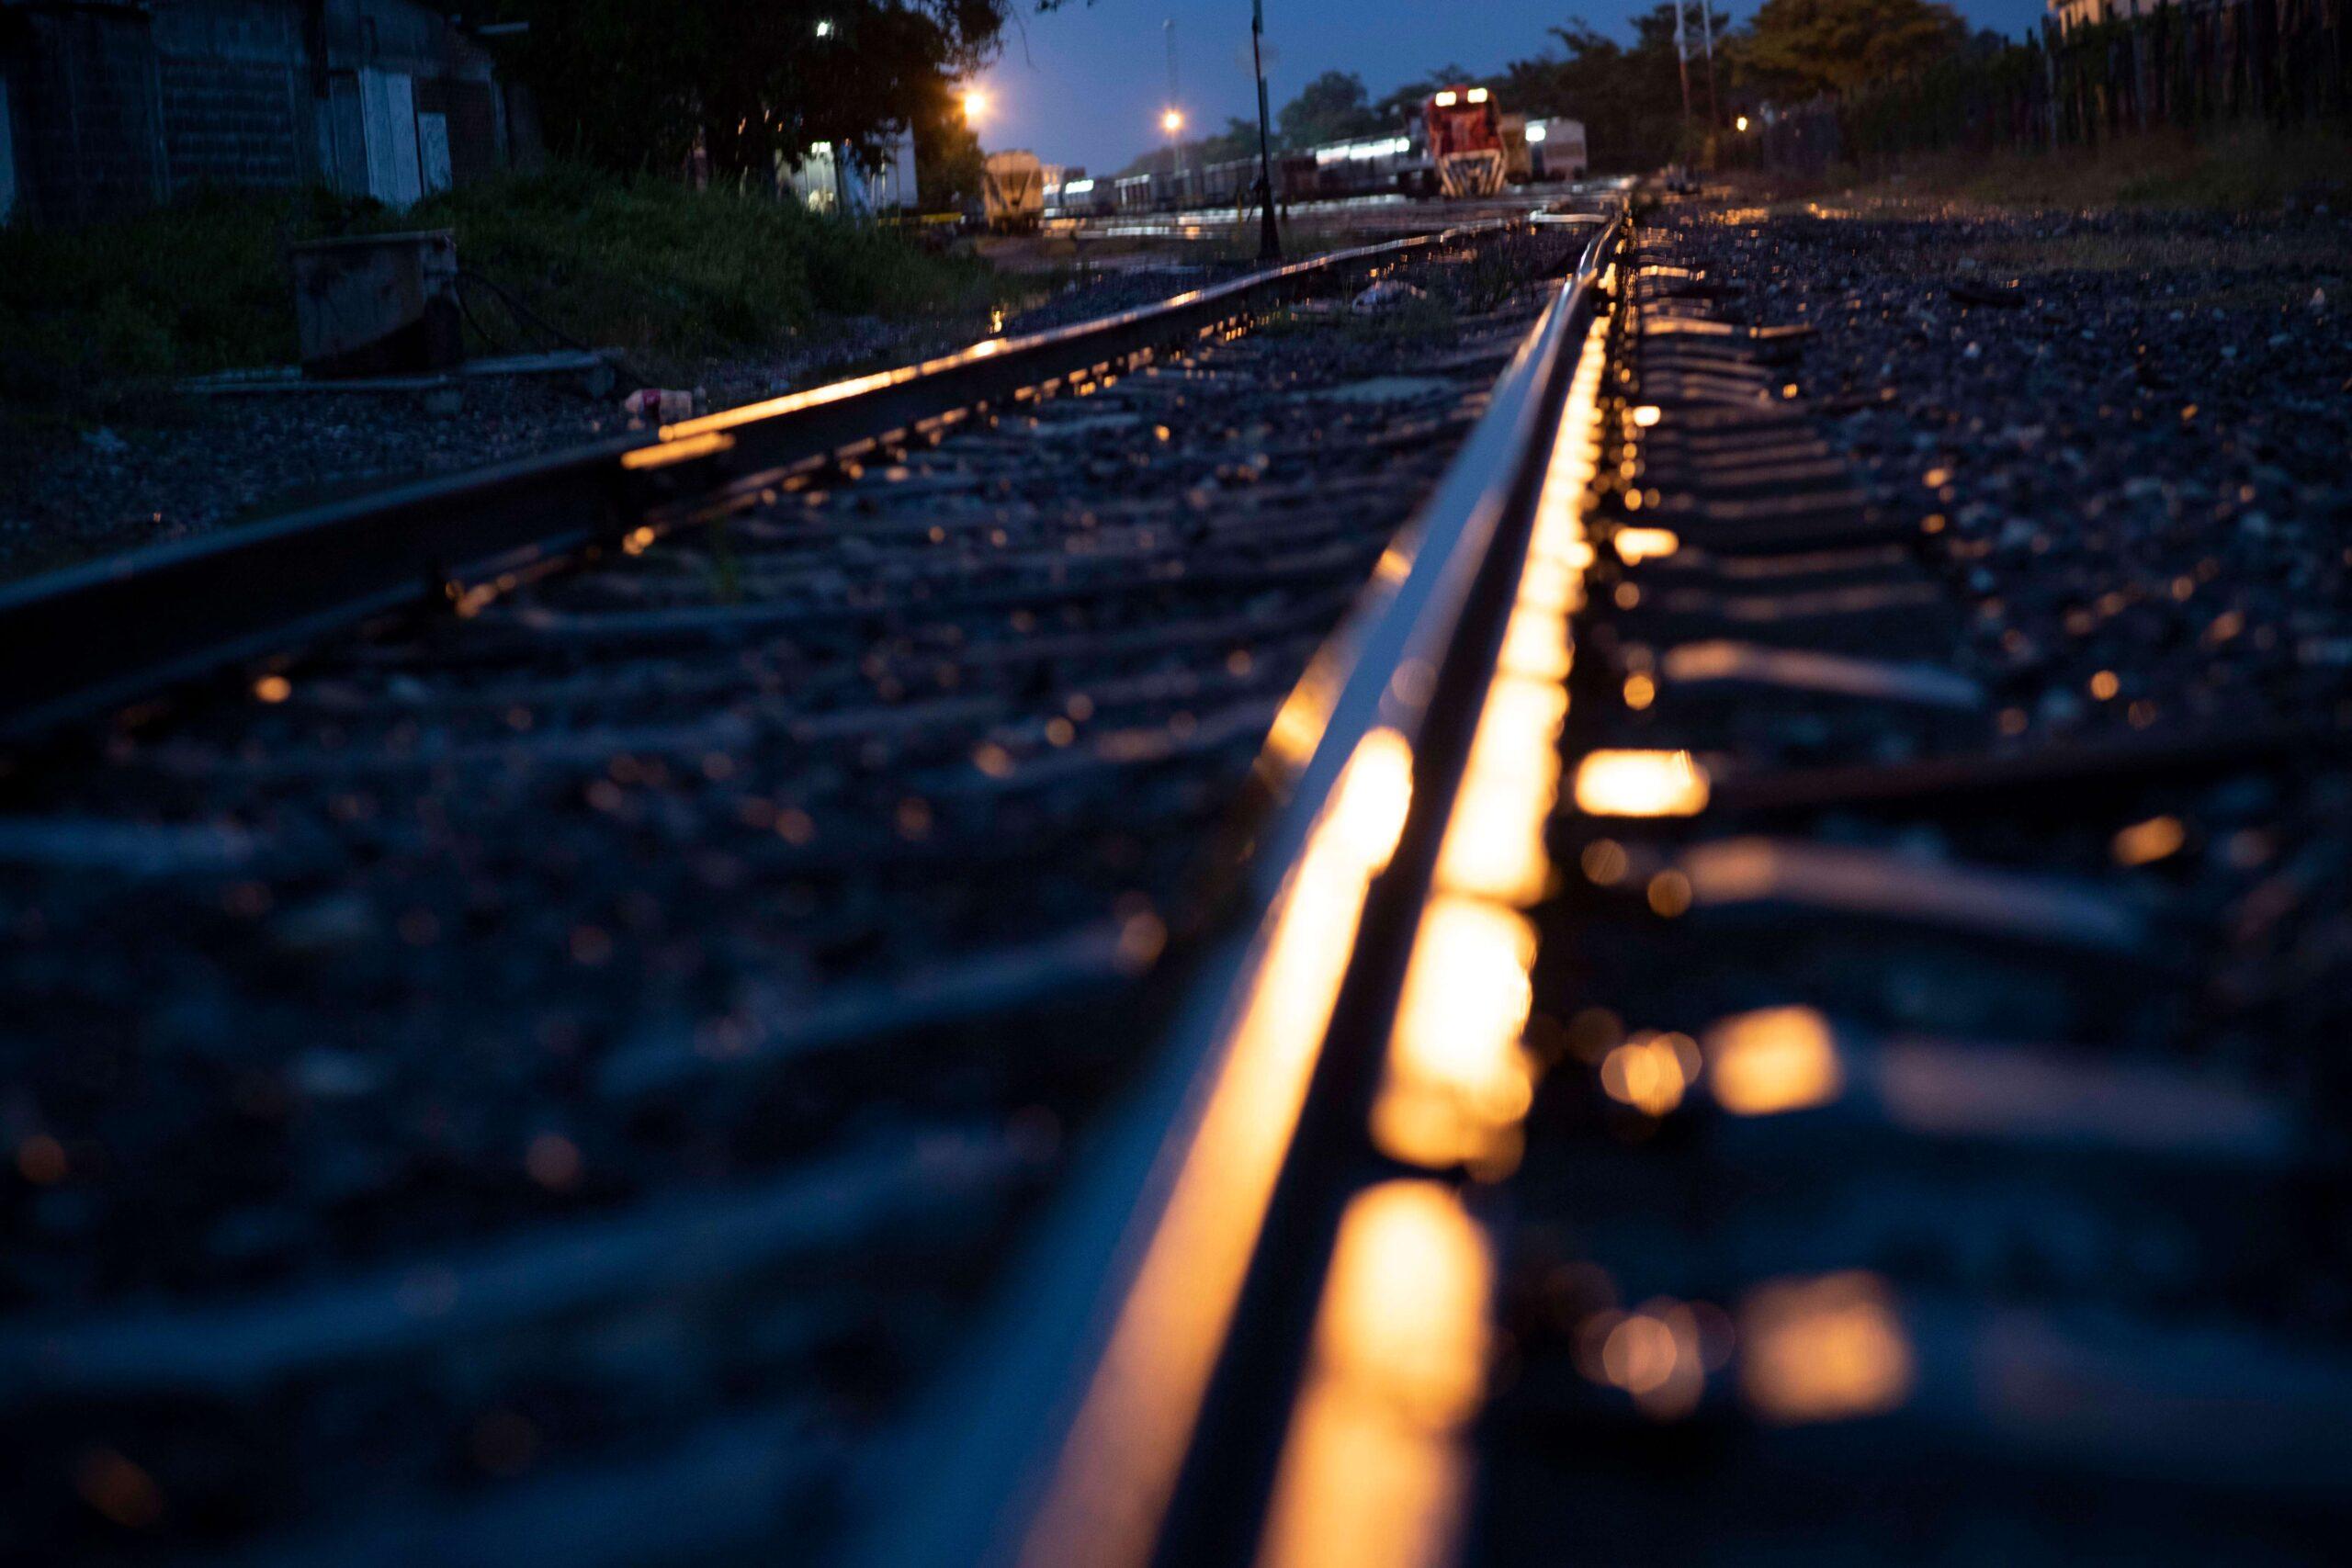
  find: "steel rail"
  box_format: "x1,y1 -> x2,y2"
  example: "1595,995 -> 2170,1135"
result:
844,209 -> 1622,1568
0,221 -> 1517,746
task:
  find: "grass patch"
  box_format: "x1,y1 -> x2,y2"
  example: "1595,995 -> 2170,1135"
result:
0,166 -> 1010,423
1716,127 -> 2352,220
1845,127 -> 2352,213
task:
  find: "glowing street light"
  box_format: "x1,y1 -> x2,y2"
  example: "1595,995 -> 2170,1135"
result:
1736,114 -> 1751,132
814,17 -> 832,36
962,89 -> 989,122
1162,108 -> 1185,136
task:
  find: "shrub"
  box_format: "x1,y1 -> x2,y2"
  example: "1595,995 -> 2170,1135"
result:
0,167 -> 1001,417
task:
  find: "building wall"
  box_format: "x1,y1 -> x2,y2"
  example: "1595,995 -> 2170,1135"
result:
318,0 -> 494,86
151,0 -> 309,193
1,5 -> 165,223
0,0 -> 520,223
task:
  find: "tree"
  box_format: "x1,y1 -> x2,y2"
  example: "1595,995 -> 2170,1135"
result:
1196,118 -> 1266,165
490,0 -> 1086,181
1736,0 -> 1966,98
912,81 -> 986,209
1374,65 -> 1482,124
1275,71 -> 1385,149
1117,118 -> 1261,179
1475,9 -> 1725,175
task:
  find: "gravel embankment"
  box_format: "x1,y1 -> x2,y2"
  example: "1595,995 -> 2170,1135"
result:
1687,199 -> 2352,741
1644,196 -> 2352,1081
0,264 -> 1248,585
0,233 -> 1569,1562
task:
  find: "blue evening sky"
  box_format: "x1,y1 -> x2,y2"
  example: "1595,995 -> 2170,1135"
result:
974,0 -> 2050,173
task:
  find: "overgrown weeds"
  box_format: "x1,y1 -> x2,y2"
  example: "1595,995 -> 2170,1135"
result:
0,166 -> 1009,425
1851,127 -> 2352,212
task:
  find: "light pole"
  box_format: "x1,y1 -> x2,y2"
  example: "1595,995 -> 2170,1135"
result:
1252,0 -> 1279,261
1164,19 -> 1185,185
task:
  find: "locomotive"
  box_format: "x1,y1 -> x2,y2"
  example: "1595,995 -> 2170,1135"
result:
1423,85 -> 1508,199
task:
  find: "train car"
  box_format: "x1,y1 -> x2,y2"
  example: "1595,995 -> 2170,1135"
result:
1114,173 -> 1158,214
1045,169 -> 1114,220
1193,157 -> 1260,211
1525,118 -> 1589,181
1499,115 -> 1535,184
1298,133 -> 1416,200
1423,85 -> 1508,198
981,151 -> 1046,233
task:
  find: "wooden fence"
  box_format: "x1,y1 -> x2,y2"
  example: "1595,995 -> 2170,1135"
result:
1750,0 -> 2348,173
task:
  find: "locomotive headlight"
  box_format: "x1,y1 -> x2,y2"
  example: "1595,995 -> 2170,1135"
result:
1466,87 -> 1489,104
1434,91 -> 1458,107
1526,125 -> 1547,143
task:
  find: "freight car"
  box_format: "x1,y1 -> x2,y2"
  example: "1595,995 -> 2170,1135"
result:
981,151 -> 1046,232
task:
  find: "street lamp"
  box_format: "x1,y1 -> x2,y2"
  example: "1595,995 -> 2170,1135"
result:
1161,107 -> 1186,190
1736,115 -> 1750,132
962,89 -> 989,123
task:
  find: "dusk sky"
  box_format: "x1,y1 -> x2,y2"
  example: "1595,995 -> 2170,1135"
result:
972,0 -> 2052,174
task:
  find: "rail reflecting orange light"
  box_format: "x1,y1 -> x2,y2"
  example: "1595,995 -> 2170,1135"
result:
1599,1031 -> 1699,1117
619,430 -> 735,470
1613,525 -> 1680,564
1016,729 -> 1411,1568
1435,676 -> 1565,905
1705,1006 -> 1844,1116
1374,312 -> 1610,1180
1373,897 -> 1538,1173
2112,814 -> 2186,867
1739,1272 -> 1915,1424
1572,749 -> 1711,818
1585,1298 -> 1715,1418
1254,1181 -> 1493,1568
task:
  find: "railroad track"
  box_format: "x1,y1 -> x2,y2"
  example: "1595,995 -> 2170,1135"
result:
0,212 -> 1617,1564
1453,218 -> 2352,1565
856,204 -> 2352,1568
11,187 -> 2339,1568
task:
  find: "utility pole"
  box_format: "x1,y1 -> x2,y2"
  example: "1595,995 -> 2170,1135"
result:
1672,0 -> 1692,126
1699,1 -> 1720,127
1166,21 -> 1185,181
1670,0 -> 1694,177
1166,18 -> 1185,179
1252,0 -> 1280,260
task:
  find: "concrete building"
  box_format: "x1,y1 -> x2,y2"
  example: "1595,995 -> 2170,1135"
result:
0,0 -> 533,226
